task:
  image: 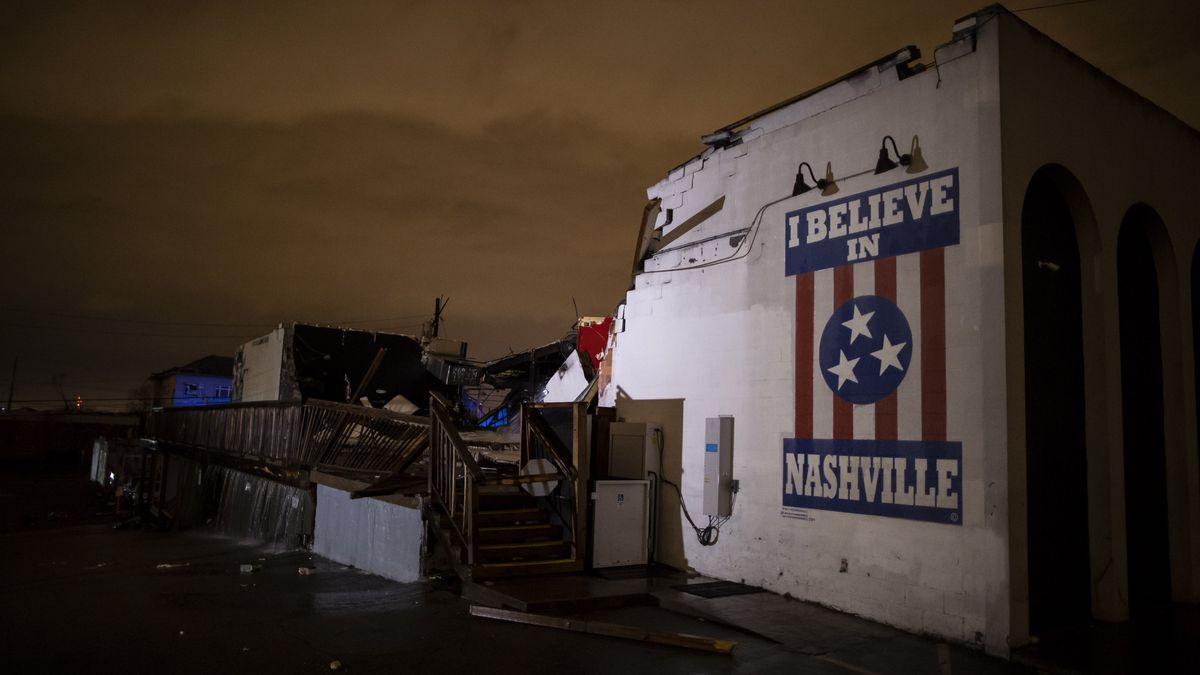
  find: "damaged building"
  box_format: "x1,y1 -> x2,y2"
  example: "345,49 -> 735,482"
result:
139,319 -> 603,583
232,322 -> 459,410
601,5 -> 1200,655
462,327 -> 600,431
121,4 -> 1200,661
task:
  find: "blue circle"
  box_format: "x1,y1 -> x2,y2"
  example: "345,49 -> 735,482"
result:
818,295 -> 912,404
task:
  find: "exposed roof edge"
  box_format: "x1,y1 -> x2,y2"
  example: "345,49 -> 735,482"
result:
709,45 -> 921,136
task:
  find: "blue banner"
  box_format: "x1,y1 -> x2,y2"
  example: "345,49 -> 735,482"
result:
782,438 -> 962,525
785,168 -> 960,275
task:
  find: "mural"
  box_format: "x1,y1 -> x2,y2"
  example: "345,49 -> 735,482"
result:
784,168 -> 963,525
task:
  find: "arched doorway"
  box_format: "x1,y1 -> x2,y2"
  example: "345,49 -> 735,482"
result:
1194,244 -> 1200,515
1117,205 -> 1173,614
1021,168 -> 1091,636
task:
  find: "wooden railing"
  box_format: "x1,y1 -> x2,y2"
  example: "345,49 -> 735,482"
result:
522,401 -> 589,560
146,399 -> 429,476
427,395 -> 585,574
428,392 -> 484,565
304,400 -> 429,474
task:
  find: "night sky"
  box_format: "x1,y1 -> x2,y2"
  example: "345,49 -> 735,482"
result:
2,1 -> 1197,410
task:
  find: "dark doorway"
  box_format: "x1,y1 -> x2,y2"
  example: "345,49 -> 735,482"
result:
1194,245 -> 1200,520
1021,170 -> 1092,636
1118,207 -> 1172,614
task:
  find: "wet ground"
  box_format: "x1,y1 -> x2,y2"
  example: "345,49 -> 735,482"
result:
0,455 -> 1189,674
0,467 -> 839,674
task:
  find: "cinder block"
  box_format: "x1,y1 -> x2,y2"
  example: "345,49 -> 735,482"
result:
669,174 -> 694,194
904,580 -> 940,604
858,573 -> 905,605
943,591 -> 975,618
723,153 -> 740,177
881,600 -> 923,632
921,609 -> 965,642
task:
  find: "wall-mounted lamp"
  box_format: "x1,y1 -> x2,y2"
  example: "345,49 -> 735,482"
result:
874,135 -> 928,175
906,135 -> 928,173
820,162 -> 839,195
792,161 -> 839,197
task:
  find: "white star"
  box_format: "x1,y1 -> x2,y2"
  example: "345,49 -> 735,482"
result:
841,305 -> 874,344
870,335 -> 907,375
827,350 -> 860,390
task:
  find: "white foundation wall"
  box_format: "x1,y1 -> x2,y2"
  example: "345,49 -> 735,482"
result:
609,20 -> 1009,653
313,484 -> 425,583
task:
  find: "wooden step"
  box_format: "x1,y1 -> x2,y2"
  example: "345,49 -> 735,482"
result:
475,508 -> 549,527
476,540 -> 572,564
476,491 -> 539,510
473,557 -> 584,579
477,522 -> 563,545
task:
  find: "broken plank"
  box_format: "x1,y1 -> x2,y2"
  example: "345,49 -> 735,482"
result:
469,604 -> 735,654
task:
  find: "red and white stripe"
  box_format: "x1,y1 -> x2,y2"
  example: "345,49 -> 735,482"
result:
794,249 -> 947,442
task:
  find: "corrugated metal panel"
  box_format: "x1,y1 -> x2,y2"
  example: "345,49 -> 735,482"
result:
313,484 -> 424,582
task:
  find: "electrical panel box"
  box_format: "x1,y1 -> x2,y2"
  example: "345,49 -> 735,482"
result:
591,480 -> 650,568
607,422 -> 662,479
703,416 -> 733,516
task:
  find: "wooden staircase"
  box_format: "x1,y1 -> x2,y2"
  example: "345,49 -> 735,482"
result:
427,394 -> 588,580
472,485 -> 574,575
428,482 -> 582,579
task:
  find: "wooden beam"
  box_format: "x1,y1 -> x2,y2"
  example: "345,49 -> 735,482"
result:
651,196 -> 725,253
469,605 -> 736,654
572,400 -> 589,566
350,347 -> 388,403
629,199 -> 662,287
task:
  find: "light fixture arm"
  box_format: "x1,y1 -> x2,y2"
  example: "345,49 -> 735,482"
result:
883,135 -> 901,160
882,135 -> 911,166
798,161 -> 819,186
793,160 -> 838,196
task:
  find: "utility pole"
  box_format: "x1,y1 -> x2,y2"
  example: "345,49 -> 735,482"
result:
431,296 -> 449,338
5,356 -> 15,412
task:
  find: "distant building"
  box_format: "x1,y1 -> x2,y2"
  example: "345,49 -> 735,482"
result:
602,5 -> 1200,655
149,355 -> 234,408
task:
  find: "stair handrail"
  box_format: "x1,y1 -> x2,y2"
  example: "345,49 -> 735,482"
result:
428,393 -> 483,481
428,392 -> 483,565
524,409 -> 578,483
520,401 -> 589,560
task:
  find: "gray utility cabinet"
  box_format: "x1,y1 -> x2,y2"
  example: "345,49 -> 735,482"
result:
591,479 -> 650,568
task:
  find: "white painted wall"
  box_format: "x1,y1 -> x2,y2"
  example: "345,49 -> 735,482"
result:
313,484 -> 425,583
238,327 -> 285,402
607,17 -> 1008,652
